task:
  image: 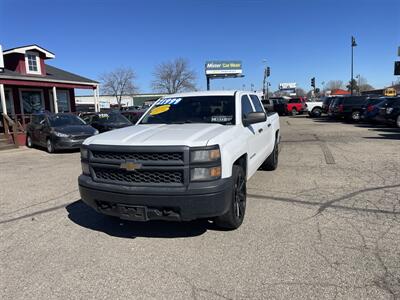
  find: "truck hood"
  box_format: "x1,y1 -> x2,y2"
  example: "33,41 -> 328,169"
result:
83,123 -> 234,147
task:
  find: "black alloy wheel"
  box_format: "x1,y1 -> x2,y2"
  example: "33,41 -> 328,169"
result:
214,165 -> 246,230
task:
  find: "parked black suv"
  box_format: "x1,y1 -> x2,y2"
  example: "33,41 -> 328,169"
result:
322,97 -> 337,114
26,113 -> 98,153
81,112 -> 132,133
329,96 -> 368,121
379,97 -> 400,128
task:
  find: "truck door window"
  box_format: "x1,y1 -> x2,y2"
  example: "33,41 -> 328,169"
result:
241,95 -> 254,118
249,95 -> 265,113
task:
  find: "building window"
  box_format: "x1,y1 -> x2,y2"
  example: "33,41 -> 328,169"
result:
25,52 -> 41,74
20,90 -> 44,114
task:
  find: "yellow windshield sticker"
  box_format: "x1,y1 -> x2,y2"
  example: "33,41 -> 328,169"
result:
150,105 -> 171,116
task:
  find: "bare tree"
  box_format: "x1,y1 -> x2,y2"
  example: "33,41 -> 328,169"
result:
152,58 -> 196,94
325,80 -> 344,91
99,67 -> 137,109
357,76 -> 374,92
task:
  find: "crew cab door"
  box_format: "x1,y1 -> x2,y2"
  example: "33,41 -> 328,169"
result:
241,94 -> 268,177
249,95 -> 273,159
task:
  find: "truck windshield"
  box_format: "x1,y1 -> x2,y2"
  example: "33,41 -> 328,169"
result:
140,96 -> 236,125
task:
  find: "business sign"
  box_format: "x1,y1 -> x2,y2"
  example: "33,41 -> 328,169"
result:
279,83 -> 297,90
205,61 -> 242,76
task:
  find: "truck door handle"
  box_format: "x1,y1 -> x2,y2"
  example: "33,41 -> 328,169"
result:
258,128 -> 263,133
267,123 -> 271,127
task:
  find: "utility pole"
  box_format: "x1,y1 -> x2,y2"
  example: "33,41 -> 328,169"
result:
351,36 -> 357,95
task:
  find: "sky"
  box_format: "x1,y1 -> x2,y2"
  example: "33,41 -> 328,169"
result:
1,0 -> 399,94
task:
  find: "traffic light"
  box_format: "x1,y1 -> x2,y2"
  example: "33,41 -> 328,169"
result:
266,67 -> 270,77
311,77 -> 315,87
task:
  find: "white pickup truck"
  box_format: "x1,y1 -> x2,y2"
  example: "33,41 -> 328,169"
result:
79,91 -> 280,229
306,99 -> 324,117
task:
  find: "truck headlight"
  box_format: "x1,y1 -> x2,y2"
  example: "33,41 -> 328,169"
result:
190,147 -> 220,163
191,166 -> 221,181
81,148 -> 88,159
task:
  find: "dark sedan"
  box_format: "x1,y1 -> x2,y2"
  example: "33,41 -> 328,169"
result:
26,113 -> 98,153
82,112 -> 132,133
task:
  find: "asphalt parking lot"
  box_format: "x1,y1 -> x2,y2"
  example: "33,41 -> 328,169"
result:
1,116 -> 399,300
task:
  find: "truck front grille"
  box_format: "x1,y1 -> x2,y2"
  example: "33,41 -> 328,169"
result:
93,167 -> 184,185
91,151 -> 183,162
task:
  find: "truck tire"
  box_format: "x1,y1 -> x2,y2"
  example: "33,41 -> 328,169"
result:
262,139 -> 279,171
214,165 -> 246,230
311,107 -> 322,117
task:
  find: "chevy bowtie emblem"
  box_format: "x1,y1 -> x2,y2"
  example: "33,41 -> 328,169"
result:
120,161 -> 142,171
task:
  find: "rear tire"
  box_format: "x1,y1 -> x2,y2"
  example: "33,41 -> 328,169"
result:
312,108 -> 322,118
291,108 -> 298,116
214,165 -> 246,230
262,139 -> 279,171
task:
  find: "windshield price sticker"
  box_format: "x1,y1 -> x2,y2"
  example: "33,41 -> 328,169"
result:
211,116 -> 233,123
98,114 -> 109,118
150,105 -> 171,115
156,98 -> 182,105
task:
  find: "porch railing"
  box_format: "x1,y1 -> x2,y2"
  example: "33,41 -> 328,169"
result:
2,113 -> 29,146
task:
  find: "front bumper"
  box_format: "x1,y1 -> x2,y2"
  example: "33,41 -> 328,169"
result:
52,137 -> 87,149
78,175 -> 233,221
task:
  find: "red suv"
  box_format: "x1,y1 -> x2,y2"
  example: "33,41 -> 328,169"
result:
285,97 -> 307,115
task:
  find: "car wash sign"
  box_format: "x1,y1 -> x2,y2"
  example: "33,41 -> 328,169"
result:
205,61 -> 242,76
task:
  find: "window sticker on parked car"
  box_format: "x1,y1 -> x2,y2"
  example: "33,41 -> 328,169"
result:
156,98 -> 182,105
150,105 -> 171,116
211,116 -> 233,123
98,114 -> 109,118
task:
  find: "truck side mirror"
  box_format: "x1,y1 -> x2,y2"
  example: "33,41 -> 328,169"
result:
242,112 -> 267,127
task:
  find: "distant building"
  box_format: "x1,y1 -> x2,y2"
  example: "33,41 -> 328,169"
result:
361,84 -> 400,96
329,89 -> 351,96
75,93 -> 166,112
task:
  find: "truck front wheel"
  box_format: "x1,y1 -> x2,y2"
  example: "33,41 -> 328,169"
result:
214,165 -> 246,230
